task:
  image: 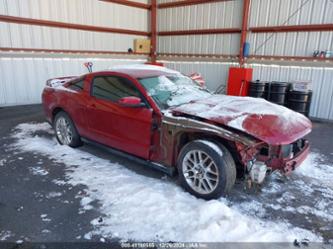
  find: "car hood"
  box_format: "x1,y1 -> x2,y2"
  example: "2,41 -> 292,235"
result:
171,95 -> 312,145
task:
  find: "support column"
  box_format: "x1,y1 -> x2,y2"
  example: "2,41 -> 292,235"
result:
150,0 -> 157,63
239,0 -> 251,66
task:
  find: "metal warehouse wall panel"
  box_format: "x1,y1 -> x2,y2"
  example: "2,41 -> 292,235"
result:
249,31 -> 333,57
158,34 -> 240,54
0,0 -> 148,31
248,63 -> 333,120
0,58 -> 146,106
162,60 -> 238,91
158,1 -> 242,31
157,0 -> 242,55
0,23 -> 146,52
249,0 -> 333,57
249,0 -> 333,27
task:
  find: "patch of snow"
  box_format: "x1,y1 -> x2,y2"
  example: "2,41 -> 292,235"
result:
12,123 -> 322,242
295,152 -> 333,188
0,159 -> 6,166
0,231 -> 13,241
174,95 -> 309,133
80,197 -> 94,211
29,166 -> 48,176
296,206 -> 333,221
52,179 -> 67,186
227,115 -> 247,132
40,214 -> 51,222
47,76 -> 77,88
46,192 -> 62,198
84,232 -> 92,240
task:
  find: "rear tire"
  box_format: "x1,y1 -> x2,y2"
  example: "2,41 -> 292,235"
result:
177,140 -> 236,200
53,111 -> 82,148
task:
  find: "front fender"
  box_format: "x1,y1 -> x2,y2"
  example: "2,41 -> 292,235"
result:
159,113 -> 259,167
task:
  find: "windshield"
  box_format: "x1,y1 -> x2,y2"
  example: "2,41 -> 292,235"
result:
139,75 -> 211,109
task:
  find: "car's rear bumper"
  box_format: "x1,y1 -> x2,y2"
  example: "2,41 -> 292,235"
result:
282,140 -> 310,175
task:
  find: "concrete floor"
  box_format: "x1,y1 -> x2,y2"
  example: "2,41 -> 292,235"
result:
0,104 -> 332,243
0,104 -> 164,244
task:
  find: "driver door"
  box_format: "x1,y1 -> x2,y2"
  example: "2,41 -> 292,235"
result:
85,74 -> 153,159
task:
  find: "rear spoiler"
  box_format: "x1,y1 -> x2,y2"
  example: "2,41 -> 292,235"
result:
46,76 -> 78,87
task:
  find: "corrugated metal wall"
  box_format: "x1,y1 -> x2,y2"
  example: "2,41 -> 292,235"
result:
158,0 -> 333,57
162,60 -> 238,91
0,23 -> 147,51
0,0 -> 148,51
0,0 -> 149,106
0,0 -> 148,30
163,60 -> 333,120
158,0 -> 242,55
249,0 -> 333,57
0,57 -> 146,106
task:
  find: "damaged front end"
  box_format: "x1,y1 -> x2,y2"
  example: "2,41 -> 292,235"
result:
160,111 -> 310,186
236,138 -> 310,184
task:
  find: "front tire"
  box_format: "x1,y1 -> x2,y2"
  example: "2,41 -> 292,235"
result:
53,111 -> 82,148
177,140 -> 236,200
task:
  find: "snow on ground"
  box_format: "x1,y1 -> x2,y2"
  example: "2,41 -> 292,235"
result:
0,159 -> 7,166
29,166 -> 49,176
0,231 -> 13,241
295,152 -> 333,188
12,123 -> 333,242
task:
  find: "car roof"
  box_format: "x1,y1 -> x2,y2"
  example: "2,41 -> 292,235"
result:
106,64 -> 182,79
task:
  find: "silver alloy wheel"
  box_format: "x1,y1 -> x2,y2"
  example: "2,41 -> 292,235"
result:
55,117 -> 73,145
182,149 -> 219,195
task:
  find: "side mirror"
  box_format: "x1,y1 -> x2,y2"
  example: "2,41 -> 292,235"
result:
118,96 -> 146,108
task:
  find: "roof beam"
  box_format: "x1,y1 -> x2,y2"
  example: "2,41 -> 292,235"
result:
0,15 -> 150,36
158,28 -> 241,36
0,47 -> 149,55
99,0 -> 151,10
250,24 -> 333,33
158,0 -> 232,9
248,55 -> 333,62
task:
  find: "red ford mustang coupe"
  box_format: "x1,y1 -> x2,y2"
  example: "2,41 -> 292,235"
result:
42,64 -> 312,199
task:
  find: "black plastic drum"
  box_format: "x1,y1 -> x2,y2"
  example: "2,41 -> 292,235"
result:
248,80 -> 268,99
268,82 -> 288,105
287,90 -> 313,117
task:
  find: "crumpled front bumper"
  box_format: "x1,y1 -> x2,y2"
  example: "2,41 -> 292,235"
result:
282,140 -> 310,175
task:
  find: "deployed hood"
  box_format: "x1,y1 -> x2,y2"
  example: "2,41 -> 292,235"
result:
171,95 -> 312,145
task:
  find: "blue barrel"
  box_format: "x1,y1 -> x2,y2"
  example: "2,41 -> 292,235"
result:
243,42 -> 250,58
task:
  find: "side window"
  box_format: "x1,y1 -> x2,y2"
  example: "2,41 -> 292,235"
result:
68,80 -> 84,92
92,76 -> 141,102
